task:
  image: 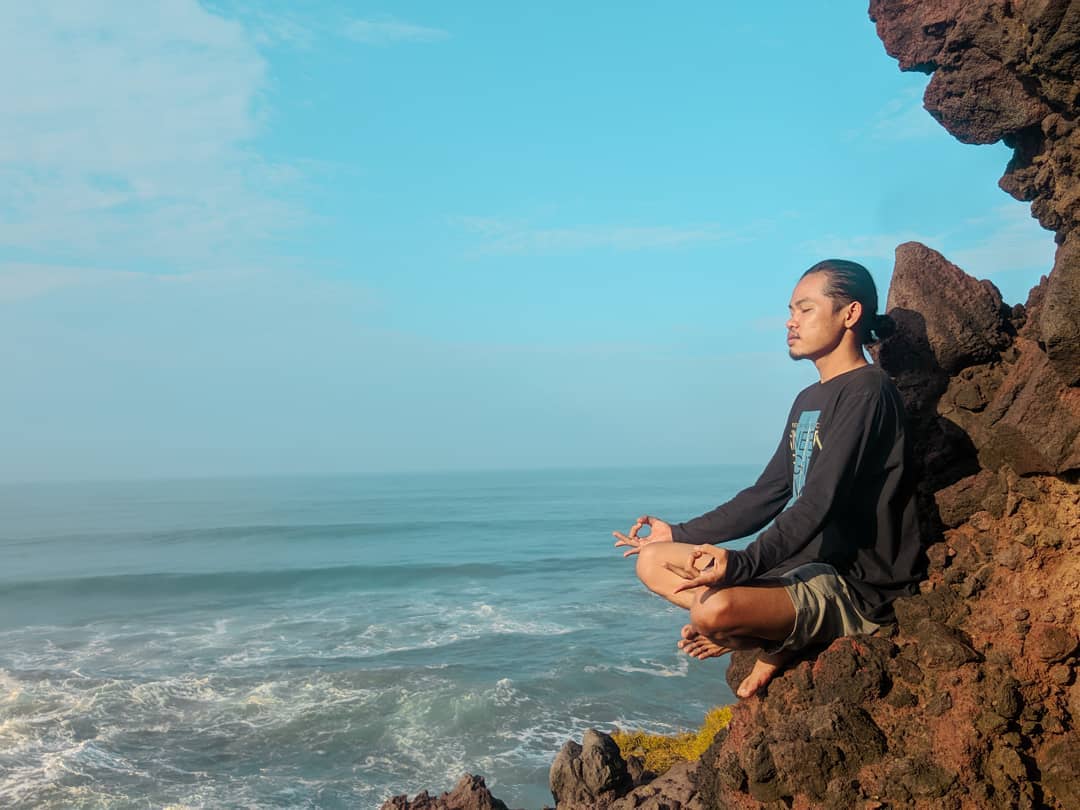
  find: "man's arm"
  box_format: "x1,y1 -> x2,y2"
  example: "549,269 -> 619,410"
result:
721,389 -> 882,586
670,427 -> 791,544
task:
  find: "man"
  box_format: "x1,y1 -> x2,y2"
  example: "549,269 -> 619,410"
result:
614,259 -> 923,698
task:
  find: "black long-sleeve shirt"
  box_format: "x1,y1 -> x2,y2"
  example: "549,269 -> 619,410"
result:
671,364 -> 924,623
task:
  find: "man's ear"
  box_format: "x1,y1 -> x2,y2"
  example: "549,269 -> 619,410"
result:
844,300 -> 863,329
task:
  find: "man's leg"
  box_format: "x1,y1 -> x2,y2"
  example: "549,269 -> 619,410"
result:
636,543 -> 797,696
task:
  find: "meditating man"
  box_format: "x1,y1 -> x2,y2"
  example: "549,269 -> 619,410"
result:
614,259 -> 924,698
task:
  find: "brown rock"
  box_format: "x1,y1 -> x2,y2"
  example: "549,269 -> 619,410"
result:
380,775 -> 514,810
887,242 -> 1010,374
925,691 -> 953,717
916,620 -> 981,669
810,636 -> 891,705
1049,664 -> 1072,685
974,338 -> 1080,474
1042,234 -> 1080,384
1027,623 -> 1079,663
605,760 -> 698,810
1039,737 -> 1080,810
884,756 -> 958,801
935,470 -> 1003,527
549,729 -> 632,808
924,50 -> 1050,145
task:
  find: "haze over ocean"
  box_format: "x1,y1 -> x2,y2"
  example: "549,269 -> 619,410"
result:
0,465 -> 757,808
1,3 -> 1053,485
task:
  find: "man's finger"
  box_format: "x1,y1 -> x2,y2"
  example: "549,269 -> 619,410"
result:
663,561 -> 696,580
613,531 -> 638,546
673,575 -> 709,594
627,518 -> 646,540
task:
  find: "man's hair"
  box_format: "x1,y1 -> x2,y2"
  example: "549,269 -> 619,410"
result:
801,259 -> 896,345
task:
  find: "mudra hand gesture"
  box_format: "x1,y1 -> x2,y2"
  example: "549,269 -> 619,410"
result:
612,515 -> 673,557
671,545 -> 729,593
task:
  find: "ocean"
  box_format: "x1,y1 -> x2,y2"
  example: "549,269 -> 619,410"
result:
0,466 -> 757,809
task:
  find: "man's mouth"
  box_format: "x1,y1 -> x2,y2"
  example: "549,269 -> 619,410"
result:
787,334 -> 799,344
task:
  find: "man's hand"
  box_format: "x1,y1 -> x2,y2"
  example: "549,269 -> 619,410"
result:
672,545 -> 729,593
613,515 -> 673,557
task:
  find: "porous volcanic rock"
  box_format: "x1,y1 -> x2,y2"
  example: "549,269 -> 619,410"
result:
870,0 -> 1080,383
880,242 -> 1080,477
549,730 -> 704,810
381,774 -> 518,810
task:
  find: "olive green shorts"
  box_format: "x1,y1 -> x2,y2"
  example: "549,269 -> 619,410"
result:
764,562 -> 881,655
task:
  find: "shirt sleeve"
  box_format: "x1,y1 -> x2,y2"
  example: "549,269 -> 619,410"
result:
721,389 -> 880,585
670,425 -> 791,544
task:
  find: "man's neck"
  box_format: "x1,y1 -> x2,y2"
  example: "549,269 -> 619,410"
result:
815,347 -> 869,383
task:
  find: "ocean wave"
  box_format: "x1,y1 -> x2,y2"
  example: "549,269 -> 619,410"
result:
583,657 -> 690,678
2,516 -> 575,548
0,665 -> 552,809
0,556 -> 611,603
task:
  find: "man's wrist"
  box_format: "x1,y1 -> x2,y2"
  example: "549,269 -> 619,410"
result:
670,522 -> 691,543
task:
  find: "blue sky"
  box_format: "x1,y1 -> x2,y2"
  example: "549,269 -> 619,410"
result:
0,2 -> 1056,482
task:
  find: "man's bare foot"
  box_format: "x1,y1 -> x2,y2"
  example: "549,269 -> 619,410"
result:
676,623 -> 731,660
736,653 -> 789,698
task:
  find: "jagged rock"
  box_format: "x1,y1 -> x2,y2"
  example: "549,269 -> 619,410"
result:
1040,736 -> 1080,810
977,341 -> 1080,473
886,242 -> 1011,375
872,0 -> 1080,385
936,469 -> 1004,527
608,760 -> 699,810
1042,234 -> 1080,384
548,729 -> 704,810
1027,622 -> 1079,663
883,756 -> 957,802
380,774 -> 515,810
548,729 -> 632,808
913,620 -> 981,669
809,636 -> 891,705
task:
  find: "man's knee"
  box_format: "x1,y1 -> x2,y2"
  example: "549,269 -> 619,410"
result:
690,590 -> 737,635
635,542 -> 664,588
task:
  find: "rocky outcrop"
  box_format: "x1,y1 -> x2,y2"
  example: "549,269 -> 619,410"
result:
869,0 -> 1080,384
382,774 -> 517,810
548,729 -> 633,807
548,730 -> 702,810
882,241 -> 1080,482
692,469 -> 1079,809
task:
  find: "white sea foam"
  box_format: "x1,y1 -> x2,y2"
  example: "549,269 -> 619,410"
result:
583,657 -> 690,678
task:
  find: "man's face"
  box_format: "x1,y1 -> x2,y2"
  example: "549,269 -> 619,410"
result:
785,273 -> 851,362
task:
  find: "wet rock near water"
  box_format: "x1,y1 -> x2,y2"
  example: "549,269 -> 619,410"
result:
381,774 -> 517,810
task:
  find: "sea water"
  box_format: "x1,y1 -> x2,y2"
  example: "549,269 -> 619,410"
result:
0,466 -> 757,809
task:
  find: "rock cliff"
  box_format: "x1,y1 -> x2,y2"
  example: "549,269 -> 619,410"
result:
384,2 -> 1079,807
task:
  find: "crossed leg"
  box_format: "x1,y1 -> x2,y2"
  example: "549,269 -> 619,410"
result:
635,542 -> 797,697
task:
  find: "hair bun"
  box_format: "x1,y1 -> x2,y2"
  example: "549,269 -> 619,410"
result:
871,313 -> 897,342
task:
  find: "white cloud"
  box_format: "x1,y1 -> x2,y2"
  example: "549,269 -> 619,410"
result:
865,85 -> 940,141
0,263 -> 142,303
0,1 -> 301,286
344,17 -> 449,45
948,204 -> 1055,276
801,231 -> 941,263
802,204 -> 1053,279
456,216 -> 758,255
212,6 -> 449,48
